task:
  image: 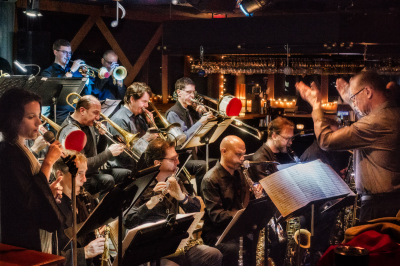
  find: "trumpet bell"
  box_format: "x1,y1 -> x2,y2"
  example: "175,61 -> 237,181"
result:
113,66 -> 127,81
98,67 -> 110,79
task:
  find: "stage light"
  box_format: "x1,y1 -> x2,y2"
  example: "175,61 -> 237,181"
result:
14,60 -> 41,76
23,0 -> 42,17
239,0 -> 267,16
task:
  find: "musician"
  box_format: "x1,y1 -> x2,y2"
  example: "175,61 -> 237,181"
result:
52,150 -> 105,266
245,118 -> 293,185
166,77 -> 214,194
0,88 -> 65,252
62,95 -> 130,199
41,39 -> 92,125
90,50 -> 126,101
108,82 -> 156,170
296,70 -> 400,223
124,138 -> 223,266
201,135 -> 251,266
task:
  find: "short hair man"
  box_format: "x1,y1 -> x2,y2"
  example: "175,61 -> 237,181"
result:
124,138 -> 222,266
201,135 -> 251,265
41,39 -> 91,125
297,70 -> 400,223
61,95 -> 130,198
90,50 -> 126,101
52,150 -> 105,266
108,82 -> 156,170
249,117 -> 295,182
165,77 -> 215,195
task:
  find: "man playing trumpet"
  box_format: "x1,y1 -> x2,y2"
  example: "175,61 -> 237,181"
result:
90,50 -> 127,101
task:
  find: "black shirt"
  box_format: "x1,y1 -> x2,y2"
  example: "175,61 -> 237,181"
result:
201,161 -> 250,244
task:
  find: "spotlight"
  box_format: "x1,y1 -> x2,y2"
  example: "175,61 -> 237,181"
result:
14,60 -> 41,76
23,0 -> 42,17
239,0 -> 267,16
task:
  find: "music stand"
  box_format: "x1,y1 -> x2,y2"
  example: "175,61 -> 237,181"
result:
180,116 -> 234,171
215,197 -> 275,266
65,165 -> 160,266
116,214 -> 194,266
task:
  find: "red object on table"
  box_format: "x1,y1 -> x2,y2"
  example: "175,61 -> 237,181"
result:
0,243 -> 65,266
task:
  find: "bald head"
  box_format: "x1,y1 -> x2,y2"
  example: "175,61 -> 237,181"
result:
220,135 -> 245,152
220,135 -> 246,174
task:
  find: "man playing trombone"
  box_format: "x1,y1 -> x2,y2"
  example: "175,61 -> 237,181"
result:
62,95 -> 131,199
89,50 -> 127,101
107,82 -> 157,171
166,77 -> 215,195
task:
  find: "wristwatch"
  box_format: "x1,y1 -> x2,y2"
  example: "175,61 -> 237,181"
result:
178,194 -> 189,204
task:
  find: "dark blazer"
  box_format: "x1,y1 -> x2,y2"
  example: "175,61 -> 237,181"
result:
0,141 -> 65,251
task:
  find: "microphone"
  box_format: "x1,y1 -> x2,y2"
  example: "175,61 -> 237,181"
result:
242,160 -> 280,169
43,131 -> 57,144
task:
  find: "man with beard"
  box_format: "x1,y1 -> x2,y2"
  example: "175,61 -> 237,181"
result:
296,70 -> 400,223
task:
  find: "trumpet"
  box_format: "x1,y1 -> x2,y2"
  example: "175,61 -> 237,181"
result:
111,66 -> 127,84
70,60 -> 110,79
66,93 -> 140,161
191,93 -> 263,140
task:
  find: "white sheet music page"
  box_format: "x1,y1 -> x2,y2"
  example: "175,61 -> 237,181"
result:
259,160 -> 352,218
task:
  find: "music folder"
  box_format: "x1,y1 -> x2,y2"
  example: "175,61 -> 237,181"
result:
259,159 -> 355,220
215,197 -> 274,246
179,116 -> 234,149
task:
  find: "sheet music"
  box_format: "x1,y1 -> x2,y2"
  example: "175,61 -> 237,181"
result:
215,208 -> 245,246
181,117 -> 233,149
175,212 -> 204,250
112,213 -> 195,266
101,99 -> 121,117
259,160 -> 353,218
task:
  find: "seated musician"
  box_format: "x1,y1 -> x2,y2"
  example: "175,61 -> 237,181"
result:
124,138 -> 222,266
41,39 -> 92,125
249,117 -> 295,182
0,88 -> 65,252
90,50 -> 126,101
165,77 -> 215,195
62,95 -> 130,199
108,82 -> 157,171
52,150 -> 106,266
201,135 -> 251,266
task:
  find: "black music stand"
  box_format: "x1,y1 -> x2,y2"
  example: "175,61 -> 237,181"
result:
65,165 -> 160,266
180,116 -> 233,171
215,197 -> 275,266
117,214 -> 194,266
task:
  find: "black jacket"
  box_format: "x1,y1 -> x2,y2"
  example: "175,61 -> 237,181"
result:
0,141 -> 65,251
248,143 -> 279,182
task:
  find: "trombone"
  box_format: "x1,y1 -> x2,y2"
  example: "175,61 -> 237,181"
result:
66,93 -> 140,161
192,93 -> 263,140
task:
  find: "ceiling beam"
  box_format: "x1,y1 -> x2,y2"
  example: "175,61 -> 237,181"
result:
16,0 -> 217,22
124,24 -> 163,86
70,15 -> 98,52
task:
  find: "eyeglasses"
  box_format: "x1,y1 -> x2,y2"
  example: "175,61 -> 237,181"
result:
103,58 -> 117,65
181,90 -> 196,95
160,155 -> 179,162
279,135 -> 293,142
350,87 -> 366,102
57,50 -> 72,56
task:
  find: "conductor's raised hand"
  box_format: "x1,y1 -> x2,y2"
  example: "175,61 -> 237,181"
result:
336,78 -> 351,104
295,81 -> 322,110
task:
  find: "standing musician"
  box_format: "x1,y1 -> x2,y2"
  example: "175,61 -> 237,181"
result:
41,39 -> 92,125
89,50 -> 126,101
249,117 -> 294,182
124,138 -> 223,266
296,70 -> 400,223
201,135 -> 251,266
0,88 -> 65,252
108,82 -> 156,170
62,95 -> 130,199
166,77 -> 215,195
52,150 -> 105,266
